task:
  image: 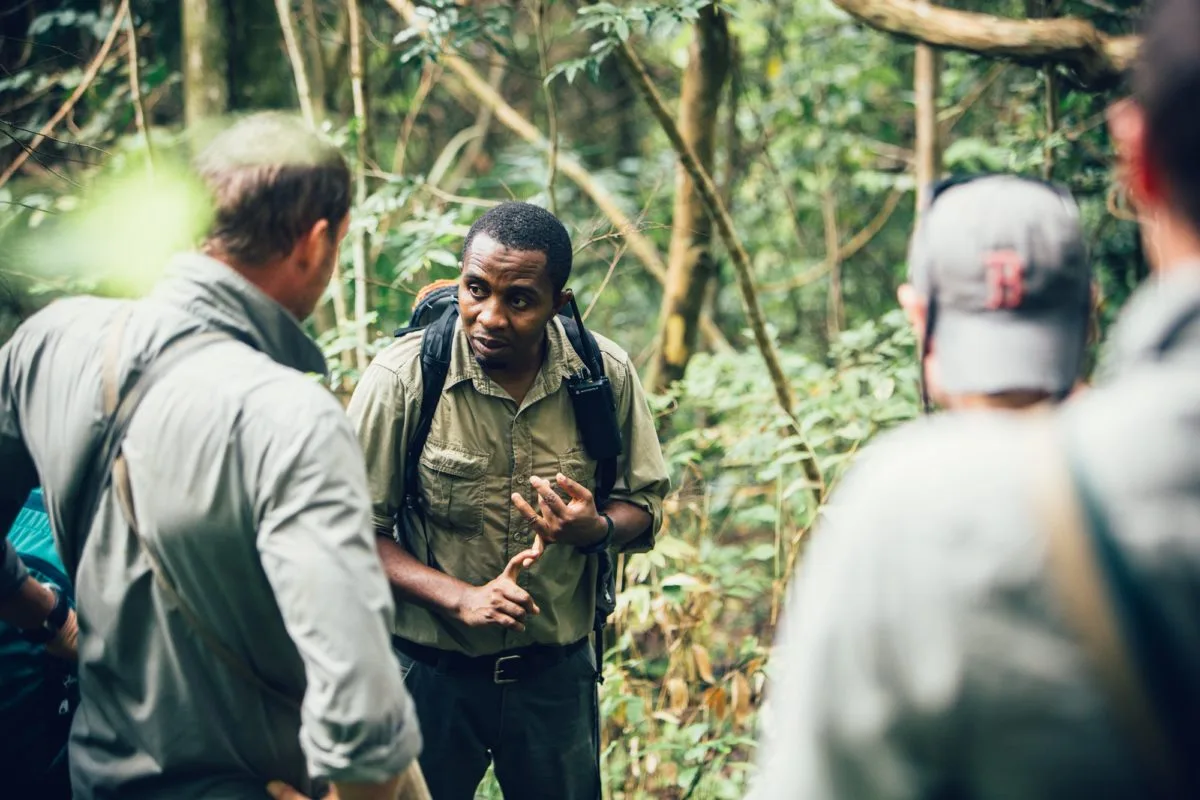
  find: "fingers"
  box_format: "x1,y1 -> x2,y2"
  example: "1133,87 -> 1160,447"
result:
510,492 -> 549,532
266,781 -> 310,800
499,582 -> 540,615
555,472 -> 594,504
530,533 -> 546,558
531,475 -> 568,516
501,547 -> 539,582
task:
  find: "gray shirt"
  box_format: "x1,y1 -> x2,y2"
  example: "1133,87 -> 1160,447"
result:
0,254 -> 420,798
749,266 -> 1200,799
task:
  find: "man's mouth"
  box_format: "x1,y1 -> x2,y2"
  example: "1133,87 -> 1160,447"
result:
471,335 -> 509,355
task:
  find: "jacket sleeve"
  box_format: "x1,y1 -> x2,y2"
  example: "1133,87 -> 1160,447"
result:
346,360 -> 411,538
607,350 -> 670,553
254,406 -> 421,783
0,332 -> 38,600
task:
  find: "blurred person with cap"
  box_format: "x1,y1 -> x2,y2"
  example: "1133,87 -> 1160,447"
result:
750,0 -> 1200,796
899,173 -> 1094,412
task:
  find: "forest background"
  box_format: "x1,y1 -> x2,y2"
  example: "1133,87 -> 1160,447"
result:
0,0 -> 1148,796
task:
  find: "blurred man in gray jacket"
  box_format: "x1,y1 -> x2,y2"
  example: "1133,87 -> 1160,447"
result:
751,1 -> 1200,796
0,113 -> 422,799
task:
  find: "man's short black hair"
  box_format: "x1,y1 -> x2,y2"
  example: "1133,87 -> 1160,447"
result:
1136,0 -> 1200,231
461,201 -> 573,292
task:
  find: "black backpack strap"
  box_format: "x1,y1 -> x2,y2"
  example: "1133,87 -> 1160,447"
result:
560,301 -> 618,508
400,301 -> 457,566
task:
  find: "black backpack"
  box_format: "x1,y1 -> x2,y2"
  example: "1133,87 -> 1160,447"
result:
392,283 -> 621,673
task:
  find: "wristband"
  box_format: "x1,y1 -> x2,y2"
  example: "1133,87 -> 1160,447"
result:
577,513 -> 613,555
18,583 -> 69,645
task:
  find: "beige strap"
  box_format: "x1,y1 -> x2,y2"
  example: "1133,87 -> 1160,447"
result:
99,311 -> 302,711
1031,420 -> 1180,795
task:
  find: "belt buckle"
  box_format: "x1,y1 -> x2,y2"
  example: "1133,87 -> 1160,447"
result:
493,654 -> 521,685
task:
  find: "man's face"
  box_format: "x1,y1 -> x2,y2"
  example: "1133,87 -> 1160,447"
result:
459,233 -> 565,371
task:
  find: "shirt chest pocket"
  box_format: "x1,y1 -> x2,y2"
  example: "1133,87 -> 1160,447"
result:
419,443 -> 490,540
556,447 -> 597,499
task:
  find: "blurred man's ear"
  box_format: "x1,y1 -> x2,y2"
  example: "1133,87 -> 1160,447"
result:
556,288 -> 573,315
1108,98 -> 1160,212
897,283 -> 927,337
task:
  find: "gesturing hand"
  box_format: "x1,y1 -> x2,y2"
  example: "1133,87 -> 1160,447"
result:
510,473 -> 607,550
453,546 -> 543,632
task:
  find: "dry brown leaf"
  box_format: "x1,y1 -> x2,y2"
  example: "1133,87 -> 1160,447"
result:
703,685 -> 728,719
692,643 -> 716,684
666,676 -> 689,714
730,671 -> 752,725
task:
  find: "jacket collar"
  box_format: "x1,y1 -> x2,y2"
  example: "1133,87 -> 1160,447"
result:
151,253 -> 328,376
1105,263 -> 1200,376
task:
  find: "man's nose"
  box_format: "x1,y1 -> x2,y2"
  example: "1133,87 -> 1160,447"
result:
477,298 -> 507,330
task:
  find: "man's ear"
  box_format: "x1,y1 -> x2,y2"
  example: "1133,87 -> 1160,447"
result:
295,218 -> 332,272
897,283 -> 927,336
556,288 -> 573,315
1108,99 -> 1161,211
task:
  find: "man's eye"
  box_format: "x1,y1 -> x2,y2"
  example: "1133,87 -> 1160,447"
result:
467,284 -> 487,298
511,296 -> 530,310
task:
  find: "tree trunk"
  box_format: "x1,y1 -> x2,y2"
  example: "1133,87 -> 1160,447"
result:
183,0 -> 229,128
913,23 -> 941,217
348,0 -> 371,372
647,5 -> 731,393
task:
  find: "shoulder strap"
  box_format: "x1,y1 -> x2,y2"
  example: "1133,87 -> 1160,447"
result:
96,307 -> 302,711
560,303 -> 618,508
1033,421 -> 1189,798
403,302 -> 457,515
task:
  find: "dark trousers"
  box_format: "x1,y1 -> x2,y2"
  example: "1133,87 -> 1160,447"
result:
396,639 -> 599,800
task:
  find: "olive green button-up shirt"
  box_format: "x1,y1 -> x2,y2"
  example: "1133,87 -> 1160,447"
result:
348,316 -> 669,656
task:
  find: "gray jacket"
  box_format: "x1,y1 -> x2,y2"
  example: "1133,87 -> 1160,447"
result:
0,254 -> 420,798
750,266 -> 1200,799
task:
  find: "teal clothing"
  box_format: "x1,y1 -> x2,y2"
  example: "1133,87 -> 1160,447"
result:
0,488 -> 77,797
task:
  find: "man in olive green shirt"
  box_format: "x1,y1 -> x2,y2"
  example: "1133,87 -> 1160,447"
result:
348,202 -> 669,800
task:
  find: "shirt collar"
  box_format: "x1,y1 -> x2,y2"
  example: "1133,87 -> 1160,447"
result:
150,253 -> 328,376
1105,262 -> 1200,375
446,316 -> 587,399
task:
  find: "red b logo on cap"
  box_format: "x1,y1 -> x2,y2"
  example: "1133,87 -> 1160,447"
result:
984,250 -> 1025,310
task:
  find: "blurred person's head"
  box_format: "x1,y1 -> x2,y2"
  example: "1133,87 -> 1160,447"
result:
194,112 -> 351,320
1109,0 -> 1200,272
899,175 -> 1093,412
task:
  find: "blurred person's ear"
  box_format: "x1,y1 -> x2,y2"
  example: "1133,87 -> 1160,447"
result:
1108,99 -> 1163,214
897,283 -> 927,337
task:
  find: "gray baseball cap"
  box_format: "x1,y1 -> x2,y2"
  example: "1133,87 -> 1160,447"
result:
907,174 -> 1092,397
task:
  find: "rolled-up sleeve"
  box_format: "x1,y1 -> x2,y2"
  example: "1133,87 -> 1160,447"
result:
346,361 -> 410,537
607,351 -> 670,553
255,407 -> 421,783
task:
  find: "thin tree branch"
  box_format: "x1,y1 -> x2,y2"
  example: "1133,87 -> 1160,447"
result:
125,15 -> 153,176
348,0 -> 371,372
443,62 -> 505,195
275,0 -> 316,126
822,185 -> 843,339
583,244 -> 626,322
0,0 -> 128,191
393,59 -> 441,176
617,38 -> 825,500
830,0 -> 1138,85
533,0 -> 560,214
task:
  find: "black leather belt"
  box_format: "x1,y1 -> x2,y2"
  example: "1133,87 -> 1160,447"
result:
392,635 -> 588,685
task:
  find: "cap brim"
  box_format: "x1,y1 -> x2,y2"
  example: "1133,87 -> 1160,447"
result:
934,307 -> 1087,396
